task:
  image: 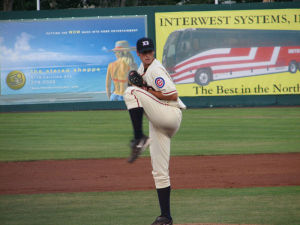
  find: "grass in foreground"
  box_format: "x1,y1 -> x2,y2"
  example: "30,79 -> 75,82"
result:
0,107 -> 300,161
0,186 -> 300,225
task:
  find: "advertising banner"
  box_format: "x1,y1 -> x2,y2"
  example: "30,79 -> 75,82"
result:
0,16 -> 146,104
155,9 -> 300,96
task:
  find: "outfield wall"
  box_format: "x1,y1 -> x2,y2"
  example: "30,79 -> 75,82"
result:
0,2 -> 300,112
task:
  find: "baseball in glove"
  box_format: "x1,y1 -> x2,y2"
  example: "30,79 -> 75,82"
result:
128,70 -> 144,87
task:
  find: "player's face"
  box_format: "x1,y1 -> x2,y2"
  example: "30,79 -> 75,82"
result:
138,50 -> 155,68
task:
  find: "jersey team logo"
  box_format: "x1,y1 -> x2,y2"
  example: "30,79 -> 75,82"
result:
155,77 -> 165,88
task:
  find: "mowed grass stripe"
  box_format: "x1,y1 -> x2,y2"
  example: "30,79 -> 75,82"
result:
0,107 -> 299,161
0,186 -> 299,225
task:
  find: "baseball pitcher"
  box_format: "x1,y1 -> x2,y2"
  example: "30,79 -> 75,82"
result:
123,37 -> 186,225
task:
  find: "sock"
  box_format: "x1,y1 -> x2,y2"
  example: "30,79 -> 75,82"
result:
128,107 -> 144,139
156,186 -> 172,220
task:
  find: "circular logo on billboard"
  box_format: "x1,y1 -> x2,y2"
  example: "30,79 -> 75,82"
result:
155,77 -> 165,88
6,71 -> 26,90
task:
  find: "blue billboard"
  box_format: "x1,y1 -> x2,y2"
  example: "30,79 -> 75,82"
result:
0,16 -> 147,104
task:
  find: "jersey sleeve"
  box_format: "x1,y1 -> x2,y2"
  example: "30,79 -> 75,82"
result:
137,64 -> 144,75
150,67 -> 177,96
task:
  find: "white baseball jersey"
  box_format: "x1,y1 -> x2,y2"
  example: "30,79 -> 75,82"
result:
137,59 -> 186,109
124,58 -> 185,189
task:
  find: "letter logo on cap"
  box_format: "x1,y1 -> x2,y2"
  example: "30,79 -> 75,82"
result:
142,41 -> 149,46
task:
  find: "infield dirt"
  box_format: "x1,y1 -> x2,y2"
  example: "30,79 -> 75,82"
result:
0,153 -> 300,195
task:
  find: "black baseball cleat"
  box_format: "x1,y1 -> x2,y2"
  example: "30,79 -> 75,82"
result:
151,216 -> 173,225
128,135 -> 150,163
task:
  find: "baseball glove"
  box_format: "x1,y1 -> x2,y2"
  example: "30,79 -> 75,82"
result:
128,70 -> 144,87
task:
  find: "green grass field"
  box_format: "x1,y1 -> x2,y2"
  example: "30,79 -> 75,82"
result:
0,107 -> 300,225
0,186 -> 300,225
0,107 -> 300,161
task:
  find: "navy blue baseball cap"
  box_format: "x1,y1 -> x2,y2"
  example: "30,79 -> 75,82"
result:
136,37 -> 154,53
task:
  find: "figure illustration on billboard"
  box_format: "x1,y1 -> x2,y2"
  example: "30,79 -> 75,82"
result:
162,29 -> 300,86
106,40 -> 138,101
